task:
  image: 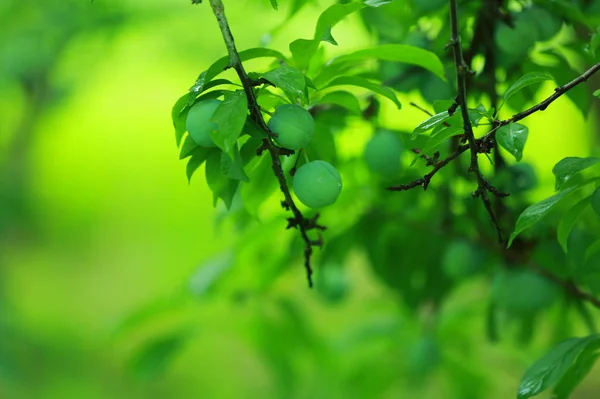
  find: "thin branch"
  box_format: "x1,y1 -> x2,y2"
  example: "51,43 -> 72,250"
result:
472,62 -> 600,166
390,62 -> 600,196
482,62 -> 600,141
410,102 -> 451,127
387,144 -> 468,191
530,265 -> 600,309
448,0 -> 504,243
405,214 -> 600,310
208,0 -> 323,287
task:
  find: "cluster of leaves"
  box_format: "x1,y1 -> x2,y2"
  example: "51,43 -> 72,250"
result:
145,0 -> 600,397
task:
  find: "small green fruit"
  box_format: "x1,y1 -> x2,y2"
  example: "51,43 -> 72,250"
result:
268,104 -> 315,150
186,99 -> 221,147
293,160 -> 342,209
364,131 -> 403,178
591,188 -> 600,216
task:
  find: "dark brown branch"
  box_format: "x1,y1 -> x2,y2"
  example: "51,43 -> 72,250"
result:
507,62 -> 600,123
448,0 -> 504,243
387,144 -> 469,191
480,62 -> 600,143
530,265 -> 600,309
208,0 -> 323,287
409,102 -> 451,127
389,58 -> 599,236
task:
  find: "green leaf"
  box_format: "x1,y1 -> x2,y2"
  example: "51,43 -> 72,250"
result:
432,100 -> 454,114
508,187 -> 577,247
186,147 -> 213,183
496,123 -> 528,162
363,0 -> 392,6
129,332 -> 188,380
314,90 -> 362,115
492,269 -> 558,313
591,29 -> 600,58
220,144 -> 249,182
324,75 -> 401,109
179,134 -> 198,160
270,0 -> 278,10
313,2 -> 364,44
501,72 -> 553,109
241,155 -> 277,216
557,197 -> 591,253
413,123 -> 463,163
320,27 -> 338,45
290,2 -> 365,69
195,48 -> 286,96
553,157 -> 600,191
508,178 -> 600,247
172,94 -> 191,146
289,39 -> 320,71
205,149 -> 239,208
239,136 -> 263,165
262,66 -> 306,101
210,91 -> 248,159
553,346 -> 600,399
189,251 -> 234,297
411,111 -> 451,139
325,44 -> 446,81
517,335 -> 600,399
468,104 -> 492,126
594,89 -> 600,98
584,239 -> 600,264
187,77 -> 237,106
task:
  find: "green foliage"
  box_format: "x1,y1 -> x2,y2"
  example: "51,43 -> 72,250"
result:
500,72 -> 553,111
518,335 -> 600,399
163,0 -> 600,396
492,269 -> 558,313
2,0 -> 599,395
592,188 -> 600,216
210,91 -> 248,158
553,157 -> 600,191
496,123 -> 529,162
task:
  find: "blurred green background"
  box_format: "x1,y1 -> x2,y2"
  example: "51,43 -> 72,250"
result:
1,1 -> 599,398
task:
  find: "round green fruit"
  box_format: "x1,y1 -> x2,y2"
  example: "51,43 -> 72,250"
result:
186,99 -> 221,147
591,188 -> 600,216
293,161 -> 342,209
364,131 -> 403,178
268,104 -> 315,150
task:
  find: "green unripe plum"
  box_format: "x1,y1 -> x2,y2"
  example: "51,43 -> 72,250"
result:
268,104 -> 315,150
592,188 -> 600,216
364,131 -> 403,178
293,161 -> 342,209
186,99 -> 221,147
